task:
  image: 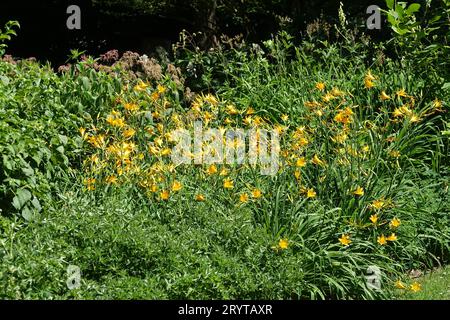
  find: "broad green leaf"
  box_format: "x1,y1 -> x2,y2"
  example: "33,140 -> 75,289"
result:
387,10 -> 399,24
32,153 -> 42,166
22,166 -> 34,176
395,4 -> 405,18
430,15 -> 442,24
392,26 -> 409,35
58,134 -> 68,145
386,0 -> 395,9
406,3 -> 421,15
12,189 -> 32,210
31,197 -> 42,212
6,21 -> 20,28
2,155 -> 13,171
21,206 -> 33,221
0,75 -> 9,85
81,77 -> 91,90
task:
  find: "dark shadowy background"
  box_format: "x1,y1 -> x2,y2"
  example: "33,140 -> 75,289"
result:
0,0 -> 384,66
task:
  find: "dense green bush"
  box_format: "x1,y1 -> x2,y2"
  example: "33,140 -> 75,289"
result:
384,0 -> 450,90
0,55 -> 123,219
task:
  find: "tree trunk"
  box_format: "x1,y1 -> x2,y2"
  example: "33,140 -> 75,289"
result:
201,0 -> 218,49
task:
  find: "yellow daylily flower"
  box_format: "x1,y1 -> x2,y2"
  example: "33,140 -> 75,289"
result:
252,188 -> 262,199
223,178 -> 234,189
339,234 -> 352,246
370,214 -> 378,224
172,181 -> 183,192
386,233 -> 398,241
195,194 -> 205,202
296,157 -> 307,167
410,282 -> 422,293
315,82 -> 326,91
312,154 -> 325,166
353,186 -> 364,196
278,239 -> 289,250
207,164 -> 218,175
377,235 -> 387,245
390,217 -> 401,228
380,91 -> 391,101
239,193 -> 249,203
160,190 -> 170,200
306,188 -> 317,198
395,280 -> 406,289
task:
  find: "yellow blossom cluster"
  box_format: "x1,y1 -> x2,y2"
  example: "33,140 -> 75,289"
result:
77,73 -> 442,270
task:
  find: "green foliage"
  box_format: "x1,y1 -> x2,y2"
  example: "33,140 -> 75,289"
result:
170,20 -> 450,296
0,21 -> 20,57
2,189 -> 374,299
385,0 -> 422,36
384,0 -> 450,90
0,9 -> 449,299
0,57 -> 122,219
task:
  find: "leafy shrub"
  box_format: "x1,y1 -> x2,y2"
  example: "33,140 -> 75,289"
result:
0,55 -> 124,219
384,0 -> 450,90
0,21 -> 19,57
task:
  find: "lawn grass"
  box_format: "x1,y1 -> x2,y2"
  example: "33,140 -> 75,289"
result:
397,266 -> 450,300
